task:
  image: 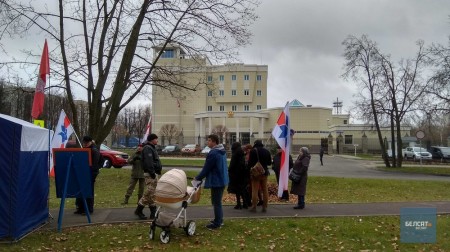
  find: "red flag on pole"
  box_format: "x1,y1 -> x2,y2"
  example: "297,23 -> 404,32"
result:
31,40 -> 50,119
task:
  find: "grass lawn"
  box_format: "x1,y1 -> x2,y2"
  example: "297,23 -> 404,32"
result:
48,168 -> 450,209
4,216 -> 450,251
3,160 -> 450,251
377,166 -> 450,176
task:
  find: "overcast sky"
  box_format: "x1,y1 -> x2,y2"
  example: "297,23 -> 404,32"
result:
2,0 -> 450,120
239,0 -> 450,115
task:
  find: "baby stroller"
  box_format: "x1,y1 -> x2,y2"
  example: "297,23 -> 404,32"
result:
149,169 -> 202,244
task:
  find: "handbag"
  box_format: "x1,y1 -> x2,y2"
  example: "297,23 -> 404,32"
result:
289,169 -> 302,183
250,148 -> 265,178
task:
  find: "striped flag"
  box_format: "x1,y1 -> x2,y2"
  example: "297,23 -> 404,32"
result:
49,109 -> 75,176
31,40 -> 50,119
271,102 -> 291,197
142,114 -> 152,142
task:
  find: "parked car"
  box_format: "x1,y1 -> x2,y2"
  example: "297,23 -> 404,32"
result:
428,146 -> 450,162
403,147 -> 432,161
161,145 -> 181,154
100,144 -> 129,168
155,145 -> 164,155
181,144 -> 201,154
201,146 -> 211,154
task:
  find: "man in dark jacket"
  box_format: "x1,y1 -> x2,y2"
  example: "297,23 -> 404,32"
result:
74,136 -> 101,214
134,134 -> 162,220
194,134 -> 229,230
247,140 -> 272,213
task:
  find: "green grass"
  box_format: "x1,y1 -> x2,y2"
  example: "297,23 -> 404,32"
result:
377,166 -> 450,176
3,216 -> 450,251
48,168 -> 450,209
5,163 -> 450,251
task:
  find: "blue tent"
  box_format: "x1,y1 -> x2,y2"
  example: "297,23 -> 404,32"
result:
0,114 -> 50,241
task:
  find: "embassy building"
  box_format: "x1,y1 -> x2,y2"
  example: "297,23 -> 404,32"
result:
151,44 -> 410,154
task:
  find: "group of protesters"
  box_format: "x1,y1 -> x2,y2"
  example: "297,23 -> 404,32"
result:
119,133 -> 311,230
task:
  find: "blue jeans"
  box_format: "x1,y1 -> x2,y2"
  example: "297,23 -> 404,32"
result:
210,187 -> 225,226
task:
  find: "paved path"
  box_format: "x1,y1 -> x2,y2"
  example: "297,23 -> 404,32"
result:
45,155 -> 450,230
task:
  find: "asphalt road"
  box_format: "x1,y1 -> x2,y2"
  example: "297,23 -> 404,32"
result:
120,155 -> 450,182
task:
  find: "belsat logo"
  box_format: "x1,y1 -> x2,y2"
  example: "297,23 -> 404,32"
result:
404,221 -> 433,230
400,208 -> 436,243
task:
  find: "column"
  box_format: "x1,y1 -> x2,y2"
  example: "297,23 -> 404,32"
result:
249,117 -> 253,136
259,118 -> 264,139
208,117 -> 212,134
236,118 -> 240,142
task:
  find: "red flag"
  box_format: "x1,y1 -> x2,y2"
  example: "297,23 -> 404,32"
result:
31,40 -> 50,119
142,114 -> 152,142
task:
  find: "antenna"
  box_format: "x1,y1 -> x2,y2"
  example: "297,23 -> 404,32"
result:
332,97 -> 343,114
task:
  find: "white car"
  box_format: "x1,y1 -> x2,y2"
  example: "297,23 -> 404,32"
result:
404,147 -> 432,161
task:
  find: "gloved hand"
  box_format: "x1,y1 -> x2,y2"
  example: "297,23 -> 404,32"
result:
150,173 -> 156,179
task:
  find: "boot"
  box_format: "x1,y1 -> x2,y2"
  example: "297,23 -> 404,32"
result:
293,195 -> 305,209
234,195 -> 242,209
121,195 -> 130,205
149,206 -> 157,220
134,204 -> 146,220
137,194 -> 143,204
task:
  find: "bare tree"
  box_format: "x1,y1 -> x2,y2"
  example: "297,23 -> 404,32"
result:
159,124 -> 179,145
427,41 -> 450,113
0,0 -> 260,144
342,35 -> 429,167
211,125 -> 229,144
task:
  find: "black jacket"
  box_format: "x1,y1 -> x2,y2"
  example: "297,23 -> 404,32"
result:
141,143 -> 162,175
247,147 -> 272,176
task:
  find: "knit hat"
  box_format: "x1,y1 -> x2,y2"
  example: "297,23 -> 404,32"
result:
82,136 -> 93,143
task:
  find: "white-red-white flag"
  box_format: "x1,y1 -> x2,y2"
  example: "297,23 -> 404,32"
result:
271,102 -> 291,197
31,40 -> 50,119
49,109 -> 75,176
142,114 -> 152,142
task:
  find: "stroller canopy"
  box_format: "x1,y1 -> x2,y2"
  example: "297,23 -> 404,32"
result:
156,169 -> 187,199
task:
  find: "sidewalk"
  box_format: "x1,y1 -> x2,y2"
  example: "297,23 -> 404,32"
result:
46,201 -> 450,230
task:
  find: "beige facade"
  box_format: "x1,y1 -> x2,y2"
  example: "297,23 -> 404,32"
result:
152,44 -> 410,154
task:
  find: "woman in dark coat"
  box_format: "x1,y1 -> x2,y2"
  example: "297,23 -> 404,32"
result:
227,142 -> 250,209
290,147 -> 311,209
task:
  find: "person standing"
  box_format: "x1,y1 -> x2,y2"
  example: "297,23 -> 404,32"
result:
272,144 -> 294,201
291,147 -> 311,209
319,145 -> 325,166
194,134 -> 229,230
74,136 -> 101,214
247,140 -> 272,213
134,134 -> 162,220
121,144 -> 145,205
227,142 -> 250,209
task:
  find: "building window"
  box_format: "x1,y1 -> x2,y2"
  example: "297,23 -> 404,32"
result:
244,105 -> 249,111
244,89 -> 249,96
231,90 -> 236,96
219,90 -> 224,96
232,75 -> 236,81
232,105 -> 237,111
161,49 -> 174,58
257,90 -> 262,96
257,75 -> 262,81
219,75 -> 224,81
256,105 -> 262,110
219,105 -> 225,111
207,76 -> 213,83
207,90 -> 213,97
344,135 -> 353,144
207,106 -> 212,111
343,120 -> 348,124
244,75 -> 249,81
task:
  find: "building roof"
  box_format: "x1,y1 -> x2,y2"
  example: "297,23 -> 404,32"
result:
289,99 -> 304,107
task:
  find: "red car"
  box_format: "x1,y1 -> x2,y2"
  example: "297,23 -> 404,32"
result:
100,144 -> 129,168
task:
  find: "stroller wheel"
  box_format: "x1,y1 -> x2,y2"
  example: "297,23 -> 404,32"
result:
160,230 -> 170,244
185,221 -> 196,236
